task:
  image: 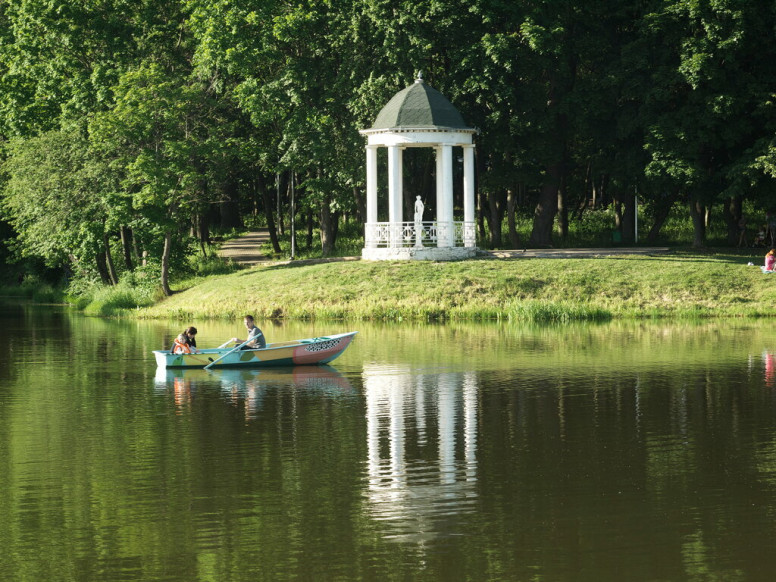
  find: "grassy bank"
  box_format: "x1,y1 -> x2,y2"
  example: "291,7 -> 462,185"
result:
135,250 -> 776,323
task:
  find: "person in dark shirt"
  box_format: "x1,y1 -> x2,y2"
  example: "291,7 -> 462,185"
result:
171,326 -> 198,353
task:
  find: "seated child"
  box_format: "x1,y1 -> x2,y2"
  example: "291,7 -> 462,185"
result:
172,326 -> 199,353
763,249 -> 776,273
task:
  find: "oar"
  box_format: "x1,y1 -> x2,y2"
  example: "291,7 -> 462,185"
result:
217,339 -> 234,348
204,337 -> 252,370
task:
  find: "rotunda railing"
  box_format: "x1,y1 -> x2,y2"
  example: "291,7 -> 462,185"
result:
365,221 -> 476,249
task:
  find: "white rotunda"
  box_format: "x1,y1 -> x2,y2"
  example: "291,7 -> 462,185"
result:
359,75 -> 478,260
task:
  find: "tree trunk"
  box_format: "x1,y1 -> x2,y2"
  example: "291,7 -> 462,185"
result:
353,186 -> 365,225
161,230 -> 173,296
646,193 -> 677,243
574,195 -> 590,222
278,172 -> 288,236
120,226 -> 134,271
289,172 -> 296,258
575,166 -> 591,221
132,235 -> 142,265
688,198 -> 706,248
557,175 -> 568,240
595,174 -> 610,208
580,160 -> 591,216
197,214 -> 209,256
476,154 -> 487,243
258,175 -> 282,253
319,195 -> 334,257
104,233 -> 118,285
477,189 -> 487,243
95,248 -> 111,285
621,190 -> 636,244
485,189 -> 503,248
613,197 -> 623,230
507,186 -> 520,249
306,210 -> 314,249
529,162 -> 561,247
219,178 -> 242,229
332,211 -> 340,246
529,93 -> 567,247
724,195 -> 742,245
530,54 -> 574,248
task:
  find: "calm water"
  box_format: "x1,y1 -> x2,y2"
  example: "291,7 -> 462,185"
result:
2,304 -> 776,581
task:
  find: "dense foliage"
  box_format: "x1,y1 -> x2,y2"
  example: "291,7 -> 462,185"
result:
1,0 -> 775,292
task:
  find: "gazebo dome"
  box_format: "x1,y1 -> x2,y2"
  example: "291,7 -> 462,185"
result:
370,76 -> 469,130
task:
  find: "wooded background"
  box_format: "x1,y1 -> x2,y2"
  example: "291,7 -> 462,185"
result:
1,0 -> 775,291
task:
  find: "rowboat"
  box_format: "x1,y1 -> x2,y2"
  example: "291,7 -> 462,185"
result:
153,331 -> 357,369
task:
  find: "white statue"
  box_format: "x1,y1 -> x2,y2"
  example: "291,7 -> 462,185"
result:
413,196 -> 424,248
414,196 -> 424,223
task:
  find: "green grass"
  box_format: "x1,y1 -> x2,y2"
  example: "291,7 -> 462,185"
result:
80,285 -> 158,316
62,248 -> 242,316
136,250 -> 776,322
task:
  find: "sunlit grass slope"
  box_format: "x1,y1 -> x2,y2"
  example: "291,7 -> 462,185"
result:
137,252 -> 776,322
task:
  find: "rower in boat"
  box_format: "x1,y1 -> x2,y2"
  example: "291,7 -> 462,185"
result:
230,315 -> 266,350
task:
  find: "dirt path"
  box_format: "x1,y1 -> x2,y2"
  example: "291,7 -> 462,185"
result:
218,230 -> 271,266
487,247 -> 670,259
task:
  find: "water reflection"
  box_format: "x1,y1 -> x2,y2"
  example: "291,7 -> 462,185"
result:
154,365 -> 354,419
8,307 -> 776,580
363,365 -> 479,541
764,351 -> 775,388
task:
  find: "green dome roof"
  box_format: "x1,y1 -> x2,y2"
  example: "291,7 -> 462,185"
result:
370,78 -> 468,130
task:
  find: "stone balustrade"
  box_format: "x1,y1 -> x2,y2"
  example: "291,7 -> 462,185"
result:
365,221 -> 476,249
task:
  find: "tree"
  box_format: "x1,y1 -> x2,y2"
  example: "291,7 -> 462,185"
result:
1,127 -> 117,282
638,0 -> 776,247
91,63 -> 210,295
0,0 -> 144,137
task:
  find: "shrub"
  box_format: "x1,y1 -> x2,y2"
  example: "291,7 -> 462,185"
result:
0,274 -> 62,302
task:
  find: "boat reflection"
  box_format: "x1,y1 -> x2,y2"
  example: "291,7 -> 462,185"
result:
765,351 -> 776,388
363,365 -> 479,542
154,365 -> 354,418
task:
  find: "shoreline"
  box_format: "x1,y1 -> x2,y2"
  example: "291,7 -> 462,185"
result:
134,251 -> 776,323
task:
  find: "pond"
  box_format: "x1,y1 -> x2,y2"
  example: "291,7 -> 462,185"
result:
1,304 -> 776,581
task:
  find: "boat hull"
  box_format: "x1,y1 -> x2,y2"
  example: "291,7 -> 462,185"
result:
153,332 -> 357,369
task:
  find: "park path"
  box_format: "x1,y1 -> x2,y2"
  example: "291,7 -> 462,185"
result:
486,247 -> 670,259
219,229 -> 670,266
218,230 -> 272,266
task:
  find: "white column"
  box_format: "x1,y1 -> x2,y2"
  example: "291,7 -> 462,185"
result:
366,145 -> 379,248
388,146 -> 403,247
415,377 -> 427,447
463,371 -> 478,482
435,146 -> 444,248
441,145 -> 454,247
365,376 -> 383,489
463,144 -> 476,247
438,373 -> 457,485
389,379 -> 406,489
